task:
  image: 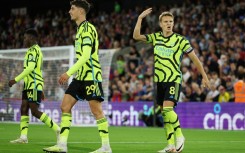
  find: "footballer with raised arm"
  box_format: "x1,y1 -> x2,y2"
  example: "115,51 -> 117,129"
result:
133,8 -> 210,153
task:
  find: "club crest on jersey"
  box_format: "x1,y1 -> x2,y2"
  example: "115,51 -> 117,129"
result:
28,55 -> 35,61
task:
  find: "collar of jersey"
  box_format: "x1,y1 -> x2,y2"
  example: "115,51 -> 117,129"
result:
77,20 -> 87,29
160,31 -> 174,38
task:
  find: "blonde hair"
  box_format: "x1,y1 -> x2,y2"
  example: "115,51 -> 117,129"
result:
159,11 -> 174,21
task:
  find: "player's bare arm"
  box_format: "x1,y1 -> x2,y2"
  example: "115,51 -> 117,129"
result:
188,51 -> 210,89
133,8 -> 152,42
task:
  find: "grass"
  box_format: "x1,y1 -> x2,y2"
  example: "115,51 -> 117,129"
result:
0,123 -> 245,153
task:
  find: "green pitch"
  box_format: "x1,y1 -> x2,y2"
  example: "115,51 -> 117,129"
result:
0,123 -> 244,153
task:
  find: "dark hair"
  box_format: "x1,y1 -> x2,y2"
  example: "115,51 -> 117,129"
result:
70,0 -> 91,14
25,28 -> 38,38
238,72 -> 245,80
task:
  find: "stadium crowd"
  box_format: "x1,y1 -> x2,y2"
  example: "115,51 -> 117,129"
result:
0,0 -> 244,102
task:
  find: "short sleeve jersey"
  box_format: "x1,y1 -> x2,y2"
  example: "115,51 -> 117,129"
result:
74,21 -> 102,81
23,44 -> 44,90
145,32 -> 193,84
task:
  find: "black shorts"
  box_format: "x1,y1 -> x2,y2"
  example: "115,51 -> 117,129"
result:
22,89 -> 42,105
65,79 -> 104,102
156,82 -> 181,106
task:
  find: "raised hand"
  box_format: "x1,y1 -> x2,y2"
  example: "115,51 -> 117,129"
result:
139,8 -> 152,19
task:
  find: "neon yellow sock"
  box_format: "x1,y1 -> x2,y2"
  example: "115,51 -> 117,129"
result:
97,117 -> 110,147
20,116 -> 29,137
162,107 -> 175,145
59,113 -> 72,144
40,113 -> 60,132
169,110 -> 183,138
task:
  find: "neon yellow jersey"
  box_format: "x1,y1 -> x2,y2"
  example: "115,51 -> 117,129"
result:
67,20 -> 102,81
15,44 -> 44,90
145,32 -> 193,83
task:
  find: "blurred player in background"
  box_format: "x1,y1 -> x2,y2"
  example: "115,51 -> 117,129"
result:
43,0 -> 112,153
9,28 -> 60,144
133,8 -> 210,153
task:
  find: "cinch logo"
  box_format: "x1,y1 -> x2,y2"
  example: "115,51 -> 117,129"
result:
108,104 -> 139,126
203,104 -> 245,130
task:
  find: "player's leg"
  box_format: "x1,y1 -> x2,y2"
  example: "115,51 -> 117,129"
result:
159,82 -> 184,153
158,101 -> 176,153
10,99 -> 29,144
29,103 -> 60,140
161,103 -> 184,153
166,83 -> 184,153
59,94 -> 77,149
89,100 -> 112,153
28,90 -> 60,136
43,94 -> 77,153
87,81 -> 111,153
157,82 -> 176,153
171,109 -> 184,153
43,79 -> 79,153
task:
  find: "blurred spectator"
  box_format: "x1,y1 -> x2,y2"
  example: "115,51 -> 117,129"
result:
218,54 -> 230,77
126,61 -> 137,75
210,72 -> 221,88
183,86 -> 196,102
134,80 -> 146,101
110,84 -> 122,102
233,72 -> 245,103
125,45 -> 141,68
182,66 -> 191,83
191,82 -> 206,102
127,74 -> 139,101
205,80 -> 219,102
117,79 -> 129,102
140,76 -> 153,101
54,86 -> 65,101
217,85 -> 230,103
116,55 -> 126,77
178,91 -> 186,102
